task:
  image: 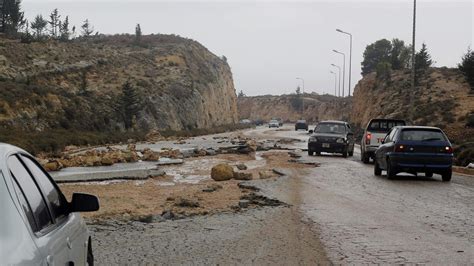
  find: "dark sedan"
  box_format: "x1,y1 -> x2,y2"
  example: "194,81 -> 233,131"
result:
307,120 -> 355,157
374,126 -> 453,181
295,120 -> 308,131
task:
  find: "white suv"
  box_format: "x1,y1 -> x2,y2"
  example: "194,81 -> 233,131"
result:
361,119 -> 406,163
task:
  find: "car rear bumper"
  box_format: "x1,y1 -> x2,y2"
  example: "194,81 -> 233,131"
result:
389,153 -> 453,172
309,142 -> 348,153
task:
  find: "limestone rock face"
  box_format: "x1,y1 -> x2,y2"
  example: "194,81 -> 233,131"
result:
0,34 -> 238,135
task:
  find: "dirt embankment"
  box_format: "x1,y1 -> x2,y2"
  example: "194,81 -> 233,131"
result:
351,68 -> 473,141
0,34 -> 238,152
237,94 -> 351,123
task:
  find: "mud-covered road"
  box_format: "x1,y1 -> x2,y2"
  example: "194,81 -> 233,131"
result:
245,125 -> 474,264
90,125 -> 473,264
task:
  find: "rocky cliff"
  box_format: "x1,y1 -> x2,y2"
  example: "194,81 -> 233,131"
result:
0,34 -> 238,152
237,94 -> 351,123
351,68 -> 473,142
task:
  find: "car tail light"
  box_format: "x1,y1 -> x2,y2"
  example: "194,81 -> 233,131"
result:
394,144 -> 405,152
365,132 -> 372,145
444,146 -> 453,154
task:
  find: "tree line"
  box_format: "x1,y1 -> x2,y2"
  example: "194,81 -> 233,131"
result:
0,0 -> 97,42
361,38 -> 473,90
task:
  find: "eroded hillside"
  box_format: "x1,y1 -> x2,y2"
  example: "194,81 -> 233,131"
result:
238,94 -> 351,123
0,34 -> 238,152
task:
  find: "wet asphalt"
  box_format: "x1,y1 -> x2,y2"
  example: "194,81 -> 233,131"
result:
246,125 -> 474,264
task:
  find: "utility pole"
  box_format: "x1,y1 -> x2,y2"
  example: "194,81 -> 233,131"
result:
411,0 -> 417,121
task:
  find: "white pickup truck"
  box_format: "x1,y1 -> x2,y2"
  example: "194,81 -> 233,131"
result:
360,119 -> 406,163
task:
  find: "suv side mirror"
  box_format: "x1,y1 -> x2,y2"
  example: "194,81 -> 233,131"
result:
70,193 -> 100,212
381,139 -> 385,144
308,130 -> 314,134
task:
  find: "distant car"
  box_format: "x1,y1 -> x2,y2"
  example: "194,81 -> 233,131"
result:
268,119 -> 280,128
361,118 -> 406,163
240,119 -> 252,124
254,119 -> 264,126
308,120 -> 355,157
1,143 -> 99,265
295,120 -> 308,131
271,117 -> 283,126
374,126 -> 453,181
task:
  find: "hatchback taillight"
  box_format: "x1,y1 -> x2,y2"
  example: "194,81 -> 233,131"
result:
394,144 -> 405,152
365,132 -> 372,145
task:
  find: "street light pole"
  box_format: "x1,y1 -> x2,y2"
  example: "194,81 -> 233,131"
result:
331,64 -> 341,97
336,29 -> 353,96
411,0 -> 417,121
330,71 -> 337,96
296,77 -> 305,118
333,49 -> 346,97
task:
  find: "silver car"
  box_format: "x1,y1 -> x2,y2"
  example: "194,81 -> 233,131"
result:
0,143 -> 99,265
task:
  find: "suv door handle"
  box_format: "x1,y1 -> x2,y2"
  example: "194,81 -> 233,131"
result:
66,237 -> 72,249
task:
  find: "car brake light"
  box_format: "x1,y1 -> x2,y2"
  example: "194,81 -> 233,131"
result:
365,132 -> 372,145
444,146 -> 453,154
394,144 -> 404,152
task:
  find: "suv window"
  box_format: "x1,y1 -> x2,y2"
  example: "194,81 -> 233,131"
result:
8,155 -> 53,232
368,120 -> 405,132
11,176 -> 38,232
21,155 -> 69,221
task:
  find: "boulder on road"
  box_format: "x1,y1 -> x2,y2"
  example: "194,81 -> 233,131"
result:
44,160 -> 63,172
233,171 -> 253,180
236,163 -> 248,170
211,163 -> 234,181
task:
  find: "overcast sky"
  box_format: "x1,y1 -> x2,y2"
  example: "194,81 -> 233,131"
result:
23,0 -> 473,96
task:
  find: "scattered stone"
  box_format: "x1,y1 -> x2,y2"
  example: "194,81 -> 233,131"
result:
238,199 -> 250,208
467,163 -> 474,169
272,168 -> 288,176
43,160 -> 63,172
161,210 -> 175,220
136,214 -> 154,223
205,149 -> 217,156
100,157 -> 114,166
64,145 -> 79,152
241,193 -> 285,207
156,158 -> 184,166
233,171 -> 253,181
288,150 -> 302,158
211,163 -> 234,181
238,182 -> 260,191
145,129 -> 163,142
142,149 -> 160,161
174,197 -> 200,208
202,183 -> 223,192
258,170 -> 274,179
236,163 -> 248,170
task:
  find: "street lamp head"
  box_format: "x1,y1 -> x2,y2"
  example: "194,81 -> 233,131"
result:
332,49 -> 338,53
336,29 -> 343,33
331,63 -> 336,67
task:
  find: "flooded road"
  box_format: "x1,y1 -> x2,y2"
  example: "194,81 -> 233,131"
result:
247,125 -> 474,264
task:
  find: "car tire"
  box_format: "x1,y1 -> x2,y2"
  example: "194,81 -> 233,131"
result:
87,238 -> 94,266
425,172 -> 433,178
342,151 -> 348,158
316,152 -> 321,156
361,152 -> 370,164
308,150 -> 313,156
386,159 -> 396,179
348,149 -> 354,157
374,161 -> 382,176
442,170 -> 452,182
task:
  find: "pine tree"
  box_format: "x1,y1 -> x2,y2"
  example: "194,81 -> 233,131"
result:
238,90 -> 245,97
59,15 -> 70,41
459,47 -> 474,90
135,23 -> 142,43
1,0 -> 25,36
81,19 -> 94,37
414,43 -> 433,84
48,8 -> 61,38
295,86 -> 301,95
120,81 -> 141,129
31,14 -> 47,39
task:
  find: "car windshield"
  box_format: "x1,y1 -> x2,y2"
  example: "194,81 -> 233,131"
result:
400,129 -> 447,141
368,120 -> 405,132
270,120 -> 278,123
315,123 -> 346,134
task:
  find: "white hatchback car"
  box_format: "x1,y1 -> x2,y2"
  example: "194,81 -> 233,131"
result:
0,143 -> 99,265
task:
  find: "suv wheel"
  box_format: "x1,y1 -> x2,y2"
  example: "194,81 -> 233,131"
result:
361,152 -> 370,164
307,150 -> 313,156
87,238 -> 94,266
342,151 -> 348,158
442,170 -> 452,182
348,149 -> 354,157
374,161 -> 382,176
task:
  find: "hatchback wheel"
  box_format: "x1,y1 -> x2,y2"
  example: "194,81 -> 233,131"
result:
386,159 -> 396,179
307,150 -> 313,156
374,161 -> 382,176
425,172 -> 433,178
361,152 -> 370,164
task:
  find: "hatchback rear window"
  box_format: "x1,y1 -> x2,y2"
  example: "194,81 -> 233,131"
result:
368,120 -> 405,132
400,129 -> 447,141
